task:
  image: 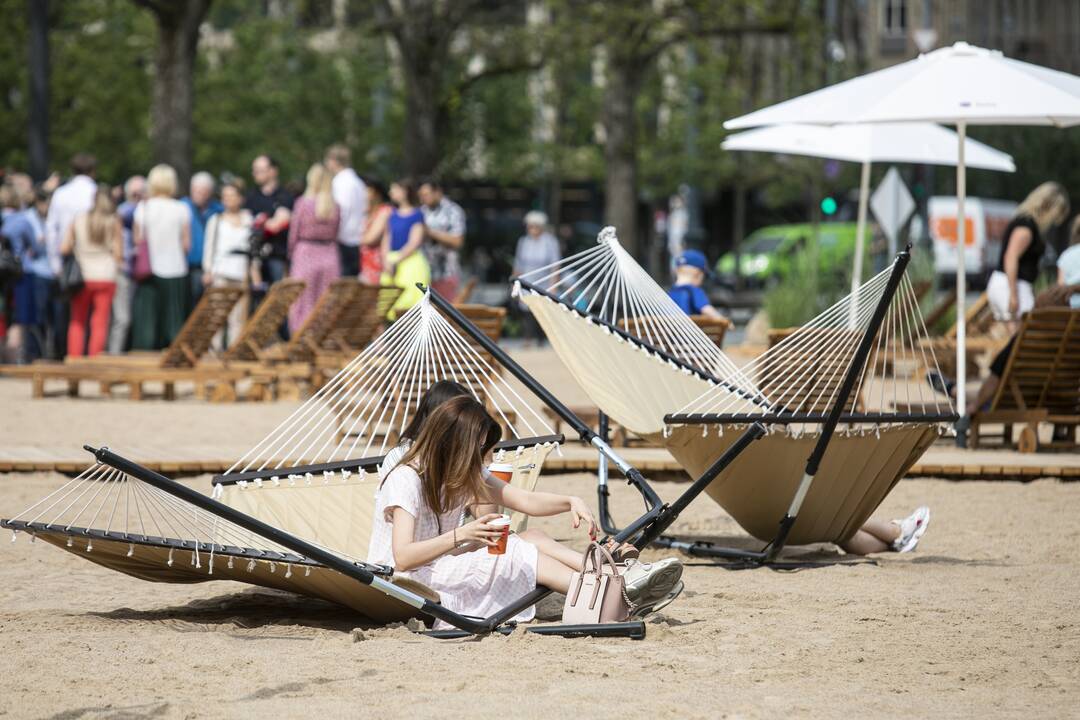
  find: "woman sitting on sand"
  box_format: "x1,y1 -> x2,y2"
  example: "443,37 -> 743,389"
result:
368,395 -> 685,627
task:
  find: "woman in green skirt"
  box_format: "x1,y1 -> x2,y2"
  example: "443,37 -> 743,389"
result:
132,164 -> 192,350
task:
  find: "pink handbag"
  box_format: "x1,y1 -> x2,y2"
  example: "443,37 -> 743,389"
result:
562,542 -> 633,624
133,236 -> 152,281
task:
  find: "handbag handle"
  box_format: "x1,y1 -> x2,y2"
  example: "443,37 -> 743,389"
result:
569,541 -> 615,606
582,541 -> 620,577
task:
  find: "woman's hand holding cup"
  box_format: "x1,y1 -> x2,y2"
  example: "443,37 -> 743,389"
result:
458,513 -> 505,547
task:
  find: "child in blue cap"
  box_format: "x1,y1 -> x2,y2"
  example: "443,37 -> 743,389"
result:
667,249 -> 723,318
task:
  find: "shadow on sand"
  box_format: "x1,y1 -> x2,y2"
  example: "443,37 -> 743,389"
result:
86,587 -> 372,635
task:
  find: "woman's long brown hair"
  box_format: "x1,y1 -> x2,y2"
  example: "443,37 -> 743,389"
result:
86,184 -> 116,246
398,395 -> 501,519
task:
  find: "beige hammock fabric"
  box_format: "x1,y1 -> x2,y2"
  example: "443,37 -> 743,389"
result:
522,293 -> 736,435
33,530 -> 437,622
219,442 -> 554,557
659,425 -> 937,544
518,231 -> 949,547
4,292 -> 558,620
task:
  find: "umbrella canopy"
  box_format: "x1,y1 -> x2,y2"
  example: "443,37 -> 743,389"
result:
725,42 -> 1080,129
723,42 -> 1080,441
721,122 -> 1015,171
722,122 -> 1015,301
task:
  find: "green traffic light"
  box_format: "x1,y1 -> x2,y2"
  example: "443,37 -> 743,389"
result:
820,196 -> 838,215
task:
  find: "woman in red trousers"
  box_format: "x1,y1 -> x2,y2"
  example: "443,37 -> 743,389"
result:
62,184 -> 122,356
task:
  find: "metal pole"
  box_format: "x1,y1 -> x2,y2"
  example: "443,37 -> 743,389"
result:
628,423 -> 766,549
954,122 -> 968,447
596,411 -> 614,534
851,160 -> 872,297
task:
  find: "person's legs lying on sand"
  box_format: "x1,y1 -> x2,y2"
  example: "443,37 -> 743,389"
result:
840,506 -> 930,555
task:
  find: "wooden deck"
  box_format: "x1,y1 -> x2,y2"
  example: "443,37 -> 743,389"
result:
1,442 -> 1075,481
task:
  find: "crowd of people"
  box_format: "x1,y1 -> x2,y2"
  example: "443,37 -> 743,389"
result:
0,146 -> 494,362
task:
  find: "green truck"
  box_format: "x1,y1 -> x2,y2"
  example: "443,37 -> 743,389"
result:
715,221 -> 872,289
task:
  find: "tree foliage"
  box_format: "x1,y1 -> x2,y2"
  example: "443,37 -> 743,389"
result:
2,0 -> 1077,265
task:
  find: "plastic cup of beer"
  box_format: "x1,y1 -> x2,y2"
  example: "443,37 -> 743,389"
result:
489,463 -> 514,483
488,515 -> 511,555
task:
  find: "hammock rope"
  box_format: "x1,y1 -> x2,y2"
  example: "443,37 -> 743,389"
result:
4,291 -> 557,579
518,226 -> 954,429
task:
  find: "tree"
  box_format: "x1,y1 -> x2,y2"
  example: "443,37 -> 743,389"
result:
373,0 -> 540,178
132,0 -> 212,185
552,1 -> 798,256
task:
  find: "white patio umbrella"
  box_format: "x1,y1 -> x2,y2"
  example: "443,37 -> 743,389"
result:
724,41 -> 1080,437
722,122 -> 1015,299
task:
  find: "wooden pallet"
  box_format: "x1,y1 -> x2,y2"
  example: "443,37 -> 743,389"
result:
2,443 -> 1076,481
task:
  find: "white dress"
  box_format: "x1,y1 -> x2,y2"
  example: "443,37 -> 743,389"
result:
367,464 -> 538,629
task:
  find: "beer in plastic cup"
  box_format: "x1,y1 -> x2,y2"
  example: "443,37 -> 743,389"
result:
488,463 -> 514,483
488,515 -> 511,555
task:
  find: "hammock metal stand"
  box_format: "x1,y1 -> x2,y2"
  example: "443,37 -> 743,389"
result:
82,445 -> 645,640
429,246 -> 958,566
426,289 -> 767,560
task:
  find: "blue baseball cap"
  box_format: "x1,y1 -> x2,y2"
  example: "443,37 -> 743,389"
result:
675,249 -> 708,272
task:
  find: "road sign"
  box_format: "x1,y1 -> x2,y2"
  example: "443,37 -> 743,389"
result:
871,166 -> 916,257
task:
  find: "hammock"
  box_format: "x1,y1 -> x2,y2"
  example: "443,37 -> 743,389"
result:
1,293 -> 600,636
516,227 -> 955,550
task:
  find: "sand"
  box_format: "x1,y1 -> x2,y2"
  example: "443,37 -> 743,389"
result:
2,366 -> 1080,718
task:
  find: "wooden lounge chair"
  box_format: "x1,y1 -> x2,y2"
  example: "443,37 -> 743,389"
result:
62,285 -> 244,369
919,292 -> 1011,378
243,281 -> 401,399
970,307 -> 1080,452
1,286 -> 246,400
764,327 -> 865,413
690,314 -> 732,349
335,303 -> 510,443
220,279 -> 306,364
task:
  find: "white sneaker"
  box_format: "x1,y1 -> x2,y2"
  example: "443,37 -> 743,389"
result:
891,506 -> 930,553
620,557 -> 683,616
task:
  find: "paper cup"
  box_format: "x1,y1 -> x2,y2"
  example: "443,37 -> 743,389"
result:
488,463 -> 514,483
488,515 -> 511,555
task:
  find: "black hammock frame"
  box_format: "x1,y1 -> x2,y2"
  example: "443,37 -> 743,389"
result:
444,246 -> 956,564
5,253 -> 951,640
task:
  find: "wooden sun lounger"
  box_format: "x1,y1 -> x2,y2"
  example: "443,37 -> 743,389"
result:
919,292 -> 1012,378
240,281 -> 402,399
0,286 -> 246,400
194,279 -> 309,401
62,285 -> 244,369
334,303 -> 509,443
764,327 -> 866,414
690,314 -> 732,350
970,308 -> 1080,452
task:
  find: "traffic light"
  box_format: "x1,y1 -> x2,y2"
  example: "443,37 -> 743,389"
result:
820,196 -> 838,216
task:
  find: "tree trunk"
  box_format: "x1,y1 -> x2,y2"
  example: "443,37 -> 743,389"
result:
145,0 -> 211,187
27,0 -> 50,181
401,65 -> 444,177
602,57 -> 641,256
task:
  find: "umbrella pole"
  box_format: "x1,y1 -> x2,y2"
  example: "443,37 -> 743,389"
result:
849,160 -> 872,326
955,122 -> 968,446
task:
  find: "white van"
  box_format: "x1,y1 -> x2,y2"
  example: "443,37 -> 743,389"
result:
929,196 -> 1017,282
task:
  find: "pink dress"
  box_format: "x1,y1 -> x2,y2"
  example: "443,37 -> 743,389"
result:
287,197 -> 340,333
368,464 -> 538,629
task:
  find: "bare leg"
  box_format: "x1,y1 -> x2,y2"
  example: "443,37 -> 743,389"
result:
536,553 -> 575,594
517,528 -> 583,571
839,519 -> 899,555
